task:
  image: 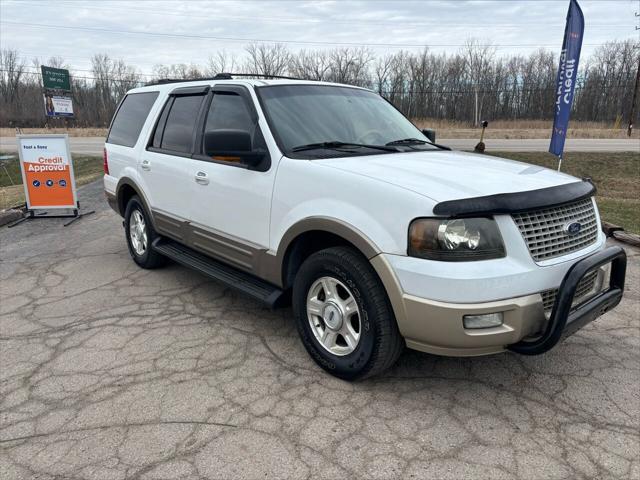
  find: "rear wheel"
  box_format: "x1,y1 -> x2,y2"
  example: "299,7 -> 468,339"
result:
292,246 -> 404,380
124,195 -> 166,269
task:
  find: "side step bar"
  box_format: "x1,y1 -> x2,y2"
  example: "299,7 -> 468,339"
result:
152,237 -> 284,308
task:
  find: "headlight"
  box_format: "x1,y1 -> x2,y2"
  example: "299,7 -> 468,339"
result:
408,217 -> 505,261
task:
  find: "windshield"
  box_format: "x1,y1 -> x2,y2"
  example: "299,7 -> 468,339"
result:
256,85 -> 437,156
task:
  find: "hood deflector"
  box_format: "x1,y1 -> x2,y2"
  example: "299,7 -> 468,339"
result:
433,180 -> 596,217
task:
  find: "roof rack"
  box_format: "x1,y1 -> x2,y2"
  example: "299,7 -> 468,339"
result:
145,72 -> 303,86
217,73 -> 303,80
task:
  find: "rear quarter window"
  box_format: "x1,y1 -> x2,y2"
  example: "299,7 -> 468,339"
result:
107,91 -> 159,147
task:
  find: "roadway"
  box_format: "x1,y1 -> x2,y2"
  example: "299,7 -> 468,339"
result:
1,136 -> 638,155
1,179 -> 639,479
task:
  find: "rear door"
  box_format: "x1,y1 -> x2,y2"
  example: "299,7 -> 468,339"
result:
140,86 -> 207,241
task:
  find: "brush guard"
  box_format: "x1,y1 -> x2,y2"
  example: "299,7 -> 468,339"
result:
509,246 -> 627,355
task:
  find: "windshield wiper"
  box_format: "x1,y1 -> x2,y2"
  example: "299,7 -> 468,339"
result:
385,138 -> 451,150
385,138 -> 428,146
291,141 -> 398,153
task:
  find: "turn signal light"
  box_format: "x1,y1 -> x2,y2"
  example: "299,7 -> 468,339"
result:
463,312 -> 504,329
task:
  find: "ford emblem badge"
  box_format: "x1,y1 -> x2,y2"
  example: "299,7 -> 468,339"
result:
564,221 -> 582,236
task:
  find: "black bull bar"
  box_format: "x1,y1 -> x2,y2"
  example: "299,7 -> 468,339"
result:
509,246 -> 627,355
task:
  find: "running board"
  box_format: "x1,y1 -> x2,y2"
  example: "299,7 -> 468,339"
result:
152,238 -> 284,308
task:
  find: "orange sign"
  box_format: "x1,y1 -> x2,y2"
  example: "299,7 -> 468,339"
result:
18,135 -> 77,210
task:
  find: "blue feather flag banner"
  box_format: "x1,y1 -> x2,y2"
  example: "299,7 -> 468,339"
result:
549,0 -> 585,158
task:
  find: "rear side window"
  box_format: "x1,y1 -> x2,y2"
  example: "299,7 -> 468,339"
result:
161,95 -> 204,153
107,92 -> 158,147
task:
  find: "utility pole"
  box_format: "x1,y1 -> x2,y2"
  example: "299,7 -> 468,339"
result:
474,89 -> 479,127
629,56 -> 639,137
628,11 -> 640,137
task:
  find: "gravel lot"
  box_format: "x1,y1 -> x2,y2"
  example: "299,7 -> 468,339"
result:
1,180 -> 638,480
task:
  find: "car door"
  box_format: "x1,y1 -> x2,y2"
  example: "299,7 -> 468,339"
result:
188,85 -> 277,273
140,86 -> 207,241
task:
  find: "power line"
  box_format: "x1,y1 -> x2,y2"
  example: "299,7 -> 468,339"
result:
16,64 -> 157,78
0,68 -> 146,84
14,51 -> 180,69
4,0 -> 633,29
0,20 -> 631,49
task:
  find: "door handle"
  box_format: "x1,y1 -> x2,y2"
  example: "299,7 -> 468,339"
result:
195,171 -> 209,185
141,160 -> 151,171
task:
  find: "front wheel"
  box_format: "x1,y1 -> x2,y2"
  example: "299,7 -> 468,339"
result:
124,195 -> 166,269
292,246 -> 404,380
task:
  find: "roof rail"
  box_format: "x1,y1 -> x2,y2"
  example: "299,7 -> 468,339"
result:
217,73 -> 303,81
145,72 -> 303,86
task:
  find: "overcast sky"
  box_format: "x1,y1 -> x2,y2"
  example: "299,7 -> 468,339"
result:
1,0 -> 637,78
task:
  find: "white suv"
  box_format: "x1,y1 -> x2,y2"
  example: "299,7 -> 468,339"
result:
104,75 -> 627,380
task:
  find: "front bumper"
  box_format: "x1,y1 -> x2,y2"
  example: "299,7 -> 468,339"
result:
372,246 -> 627,357
509,245 -> 626,355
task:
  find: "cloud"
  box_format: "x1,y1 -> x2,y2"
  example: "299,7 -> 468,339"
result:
0,0 -> 635,74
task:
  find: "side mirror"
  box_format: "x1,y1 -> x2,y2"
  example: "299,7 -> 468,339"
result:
421,128 -> 436,143
204,129 -> 264,167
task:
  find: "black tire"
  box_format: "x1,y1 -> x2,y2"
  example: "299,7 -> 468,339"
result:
124,195 -> 166,269
292,246 -> 404,380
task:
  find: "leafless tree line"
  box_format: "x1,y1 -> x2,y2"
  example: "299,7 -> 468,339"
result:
0,39 -> 637,128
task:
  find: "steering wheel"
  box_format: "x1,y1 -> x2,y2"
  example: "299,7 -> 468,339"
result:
357,129 -> 385,145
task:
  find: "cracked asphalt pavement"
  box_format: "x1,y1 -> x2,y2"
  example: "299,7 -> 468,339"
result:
1,180 -> 639,480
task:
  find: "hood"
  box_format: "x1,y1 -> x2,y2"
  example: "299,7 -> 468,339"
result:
316,150 -> 579,202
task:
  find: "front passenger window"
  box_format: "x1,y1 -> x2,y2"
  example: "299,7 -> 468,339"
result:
204,93 -> 264,150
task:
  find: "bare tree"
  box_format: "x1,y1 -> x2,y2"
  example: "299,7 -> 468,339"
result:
206,50 -> 238,75
1,40 -> 638,128
373,54 -> 395,95
289,49 -> 331,80
152,63 -> 203,80
327,47 -> 373,86
0,49 -> 25,99
244,43 -> 290,76
462,38 -> 496,125
91,54 -> 141,126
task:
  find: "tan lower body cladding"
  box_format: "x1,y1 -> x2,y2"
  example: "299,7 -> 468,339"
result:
370,254 -> 547,356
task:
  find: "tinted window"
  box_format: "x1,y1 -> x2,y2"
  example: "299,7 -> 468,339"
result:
107,92 -> 158,147
205,93 -> 254,133
204,92 -> 266,151
151,98 -> 172,149
161,95 -> 204,153
257,85 -> 436,154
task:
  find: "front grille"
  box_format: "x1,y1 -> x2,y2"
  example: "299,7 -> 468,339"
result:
512,198 -> 598,261
541,269 -> 599,315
